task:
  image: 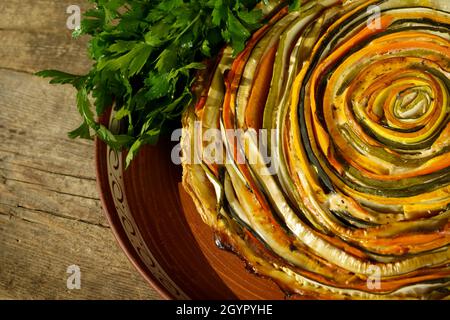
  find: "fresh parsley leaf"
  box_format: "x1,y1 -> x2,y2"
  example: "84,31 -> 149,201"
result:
68,121 -> 92,139
37,0 -> 291,168
35,70 -> 85,90
289,0 -> 301,12
226,8 -> 251,54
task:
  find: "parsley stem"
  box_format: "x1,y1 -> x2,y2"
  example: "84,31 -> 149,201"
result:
175,10 -> 203,43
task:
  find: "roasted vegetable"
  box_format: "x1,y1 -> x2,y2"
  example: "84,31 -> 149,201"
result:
182,0 -> 450,299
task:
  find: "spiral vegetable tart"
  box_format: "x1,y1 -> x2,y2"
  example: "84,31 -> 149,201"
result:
181,0 -> 450,299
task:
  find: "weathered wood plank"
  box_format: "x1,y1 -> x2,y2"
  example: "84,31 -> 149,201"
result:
0,70 -> 103,224
0,207 -> 156,300
0,68 -> 160,300
0,29 -> 92,75
1,1 -> 91,32
0,0 -> 161,299
0,1 -> 92,75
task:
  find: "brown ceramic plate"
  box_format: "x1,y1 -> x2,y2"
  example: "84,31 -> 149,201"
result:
95,111 -> 285,299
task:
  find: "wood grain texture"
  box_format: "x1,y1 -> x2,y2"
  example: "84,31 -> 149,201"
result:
0,0 -> 160,299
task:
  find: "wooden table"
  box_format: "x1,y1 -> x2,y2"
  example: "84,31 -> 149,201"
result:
0,0 -> 160,299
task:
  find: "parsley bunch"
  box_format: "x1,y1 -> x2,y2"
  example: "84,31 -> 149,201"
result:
37,0 -> 292,166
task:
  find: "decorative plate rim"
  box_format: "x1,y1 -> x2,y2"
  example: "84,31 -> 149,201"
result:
94,110 -> 176,300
